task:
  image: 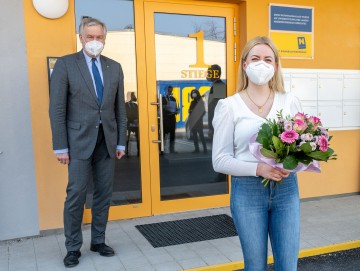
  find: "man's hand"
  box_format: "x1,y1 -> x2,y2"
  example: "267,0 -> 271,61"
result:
116,150 -> 125,160
56,153 -> 70,165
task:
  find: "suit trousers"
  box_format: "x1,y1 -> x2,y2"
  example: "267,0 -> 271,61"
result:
163,114 -> 176,152
64,125 -> 115,251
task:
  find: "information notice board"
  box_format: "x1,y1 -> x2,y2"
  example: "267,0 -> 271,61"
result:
269,4 -> 314,59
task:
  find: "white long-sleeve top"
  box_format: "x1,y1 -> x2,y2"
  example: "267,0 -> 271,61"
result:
212,91 -> 302,177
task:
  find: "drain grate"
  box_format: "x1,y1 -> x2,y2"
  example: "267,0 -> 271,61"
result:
135,214 -> 237,248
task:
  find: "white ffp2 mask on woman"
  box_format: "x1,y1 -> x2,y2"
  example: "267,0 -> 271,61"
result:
245,61 -> 275,85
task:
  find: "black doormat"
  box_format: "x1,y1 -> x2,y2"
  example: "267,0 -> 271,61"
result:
135,214 -> 238,248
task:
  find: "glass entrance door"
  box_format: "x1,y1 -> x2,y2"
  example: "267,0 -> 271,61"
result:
145,2 -> 236,214
79,0 -> 238,222
76,0 -> 152,223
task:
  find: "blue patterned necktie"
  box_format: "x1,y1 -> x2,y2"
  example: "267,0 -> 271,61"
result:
91,58 -> 103,104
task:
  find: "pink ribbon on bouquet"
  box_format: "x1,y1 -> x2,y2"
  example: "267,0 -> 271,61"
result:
248,133 -> 321,173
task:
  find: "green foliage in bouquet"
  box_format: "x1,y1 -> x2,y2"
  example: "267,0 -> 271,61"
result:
256,110 -> 337,171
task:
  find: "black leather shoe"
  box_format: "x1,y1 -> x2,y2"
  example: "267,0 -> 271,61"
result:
90,243 -> 115,257
63,251 -> 81,268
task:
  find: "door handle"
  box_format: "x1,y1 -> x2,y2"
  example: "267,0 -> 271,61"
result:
150,93 -> 164,151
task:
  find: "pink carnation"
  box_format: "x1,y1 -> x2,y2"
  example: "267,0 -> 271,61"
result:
280,130 -> 299,143
318,135 -> 328,152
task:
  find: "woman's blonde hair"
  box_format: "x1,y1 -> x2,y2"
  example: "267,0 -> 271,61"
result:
237,36 -> 285,93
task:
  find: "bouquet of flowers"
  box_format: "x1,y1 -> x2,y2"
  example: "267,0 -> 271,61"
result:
249,110 -> 337,186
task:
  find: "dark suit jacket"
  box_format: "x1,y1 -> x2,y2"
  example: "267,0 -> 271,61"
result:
49,50 -> 127,159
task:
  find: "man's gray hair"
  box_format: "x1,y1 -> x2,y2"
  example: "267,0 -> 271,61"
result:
79,17 -> 107,36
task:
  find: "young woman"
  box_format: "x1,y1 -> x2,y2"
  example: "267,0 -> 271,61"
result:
212,36 -> 302,271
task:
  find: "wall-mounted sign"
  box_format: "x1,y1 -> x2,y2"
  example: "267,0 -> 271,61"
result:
269,4 -> 314,59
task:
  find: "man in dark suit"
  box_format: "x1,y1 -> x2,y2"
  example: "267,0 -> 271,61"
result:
162,86 -> 179,153
206,64 -> 226,140
49,17 -> 127,268
125,92 -> 139,156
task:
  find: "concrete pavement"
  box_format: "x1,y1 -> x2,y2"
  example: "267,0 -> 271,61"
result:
0,194 -> 359,271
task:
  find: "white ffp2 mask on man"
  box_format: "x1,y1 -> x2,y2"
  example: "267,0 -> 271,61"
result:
85,40 -> 104,57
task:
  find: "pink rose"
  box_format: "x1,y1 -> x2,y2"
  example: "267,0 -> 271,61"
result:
308,116 -> 322,131
293,119 -> 308,134
294,112 -> 307,122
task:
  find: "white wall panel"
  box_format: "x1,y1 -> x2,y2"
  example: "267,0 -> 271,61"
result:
318,101 -> 343,128
343,101 -> 360,127
291,74 -> 317,101
343,75 -> 360,100
283,68 -> 360,130
301,101 -> 317,117
318,74 -> 343,101
283,73 -> 291,93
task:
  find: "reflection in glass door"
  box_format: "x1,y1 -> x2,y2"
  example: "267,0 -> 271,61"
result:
154,13 -> 228,201
75,0 -> 144,220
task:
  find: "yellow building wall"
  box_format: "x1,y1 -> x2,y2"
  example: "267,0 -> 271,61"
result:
242,0 -> 360,198
244,0 -> 360,70
24,0 -> 76,230
299,130 -> 360,197
24,0 -> 359,231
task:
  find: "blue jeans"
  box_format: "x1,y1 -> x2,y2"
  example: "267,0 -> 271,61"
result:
231,173 -> 300,271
